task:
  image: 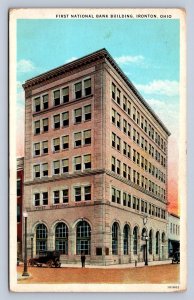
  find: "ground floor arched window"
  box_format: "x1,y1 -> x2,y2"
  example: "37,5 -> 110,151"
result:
76,220 -> 91,255
156,231 -> 160,255
36,223 -> 47,254
112,222 -> 119,255
123,224 -> 130,255
149,230 -> 153,254
133,226 -> 138,255
55,222 -> 68,254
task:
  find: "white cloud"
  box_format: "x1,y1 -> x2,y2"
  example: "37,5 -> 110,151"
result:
17,59 -> 36,73
114,55 -> 144,65
146,98 -> 179,138
135,80 -> 179,97
65,57 -> 78,63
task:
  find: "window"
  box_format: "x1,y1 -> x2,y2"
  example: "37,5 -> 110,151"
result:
116,190 -> 121,204
34,143 -> 40,156
111,156 -> 116,172
76,221 -> 91,255
42,118 -> 48,132
112,83 -> 116,99
17,204 -> 20,222
84,130 -> 91,145
84,105 -> 91,121
75,108 -> 82,123
34,120 -> 40,134
42,192 -> 48,205
75,82 -> 82,99
55,223 -> 68,254
84,154 -> 91,170
34,97 -> 41,112
42,163 -> 48,177
156,232 -> 160,255
112,222 -> 119,255
62,189 -> 69,203
34,193 -> 40,206
36,224 -> 47,254
62,87 -> 69,103
84,186 -> 91,200
62,159 -> 69,173
117,136 -> 121,151
62,135 -> 69,150
53,161 -> 60,175
53,190 -> 60,204
62,112 -> 69,127
43,94 -> 48,109
117,159 -> 121,175
133,196 -> 136,209
123,119 -> 127,133
112,187 -> 116,202
149,230 -> 152,254
133,106 -> 136,121
123,142 -> 127,155
53,114 -> 60,129
127,100 -> 131,115
128,194 -> 131,207
42,141 -> 48,154
53,138 -> 60,152
128,167 -> 131,181
123,163 -> 127,178
117,89 -> 121,105
75,187 -> 81,202
133,227 -> 138,255
123,96 -> 127,111
123,192 -> 127,206
127,145 -> 131,158
54,90 -> 60,106
112,133 -> 116,148
116,113 -> 121,128
112,108 -> 116,124
17,179 -> 21,196
127,123 -> 131,137
34,165 -> 40,178
74,132 -> 82,147
123,225 -> 130,255
84,78 -> 91,96
74,156 -> 81,171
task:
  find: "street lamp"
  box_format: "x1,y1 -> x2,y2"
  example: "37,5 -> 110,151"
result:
143,216 -> 148,266
22,211 -> 29,277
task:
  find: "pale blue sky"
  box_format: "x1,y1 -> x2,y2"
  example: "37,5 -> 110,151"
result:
16,18 -> 180,146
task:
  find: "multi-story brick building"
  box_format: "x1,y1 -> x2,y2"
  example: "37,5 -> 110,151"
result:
168,213 -> 180,257
17,157 -> 24,259
22,48 -> 170,265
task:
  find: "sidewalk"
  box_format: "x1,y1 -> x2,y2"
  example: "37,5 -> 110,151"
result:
61,259 -> 172,269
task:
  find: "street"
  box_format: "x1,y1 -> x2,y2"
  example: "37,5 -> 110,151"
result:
17,263 -> 179,284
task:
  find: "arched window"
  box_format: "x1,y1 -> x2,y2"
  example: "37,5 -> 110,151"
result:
36,224 -> 47,254
156,231 -> 160,254
112,222 -> 119,255
55,222 -> 68,254
162,232 -> 165,243
76,220 -> 91,255
123,224 -> 130,255
133,226 -> 138,255
149,230 -> 153,254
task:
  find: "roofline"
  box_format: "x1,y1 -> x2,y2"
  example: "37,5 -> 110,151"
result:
22,48 -> 170,136
169,212 -> 180,219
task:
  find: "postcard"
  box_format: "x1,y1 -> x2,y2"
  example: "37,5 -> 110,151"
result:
9,8 -> 186,292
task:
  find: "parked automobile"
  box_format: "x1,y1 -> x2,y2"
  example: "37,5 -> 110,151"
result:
172,251 -> 180,264
29,250 -> 61,268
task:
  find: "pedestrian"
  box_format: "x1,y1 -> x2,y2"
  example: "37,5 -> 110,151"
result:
81,252 -> 86,268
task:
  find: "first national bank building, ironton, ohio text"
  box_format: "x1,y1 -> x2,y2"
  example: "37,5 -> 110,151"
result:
22,48 -> 170,265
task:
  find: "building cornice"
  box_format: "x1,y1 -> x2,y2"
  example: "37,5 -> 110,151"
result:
23,48 -> 170,136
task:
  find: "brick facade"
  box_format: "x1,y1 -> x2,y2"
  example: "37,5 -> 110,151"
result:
23,49 -> 170,265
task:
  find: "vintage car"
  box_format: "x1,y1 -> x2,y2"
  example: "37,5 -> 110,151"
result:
29,250 -> 61,268
172,251 -> 180,264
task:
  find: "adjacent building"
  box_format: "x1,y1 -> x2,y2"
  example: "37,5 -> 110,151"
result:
22,48 -> 170,265
168,213 -> 180,257
17,157 -> 24,259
